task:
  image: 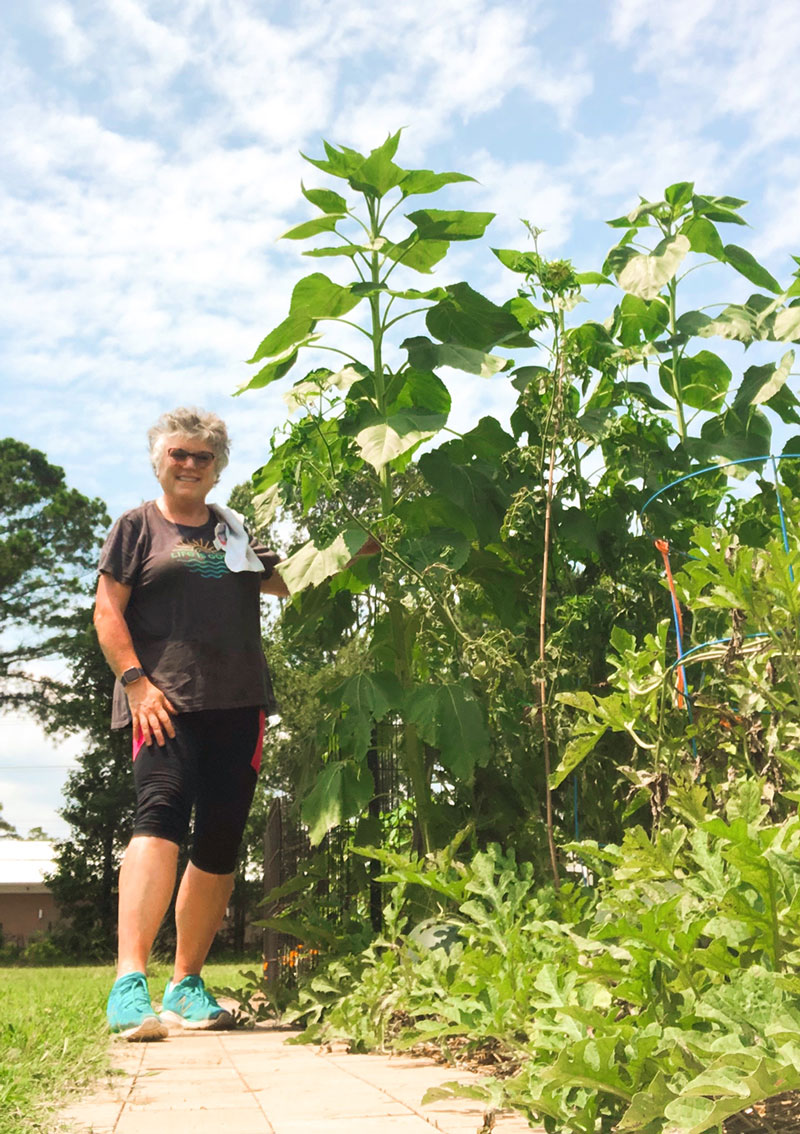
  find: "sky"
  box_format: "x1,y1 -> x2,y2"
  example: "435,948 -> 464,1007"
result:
2,0 -> 800,839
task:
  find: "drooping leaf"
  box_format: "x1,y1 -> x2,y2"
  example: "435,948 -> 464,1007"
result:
426,283 -> 528,351
724,244 -> 781,294
549,726 -> 608,789
244,273 -> 362,372
301,760 -> 374,845
277,526 -> 366,594
773,306 -> 800,342
391,368 -> 452,416
387,285 -> 449,301
356,410 -> 446,471
626,197 -> 667,224
405,209 -> 494,242
764,382 -> 800,425
696,305 -> 758,343
399,528 -> 472,574
301,184 -> 349,215
577,406 -> 614,439
557,507 -> 600,553
617,234 -> 691,300
617,295 -> 670,346
613,380 -> 670,411
402,335 -> 510,377
504,296 -> 547,332
252,483 -> 281,528
384,235 -> 449,273
660,351 -> 732,411
692,193 -> 748,225
572,322 -> 617,370
511,365 -> 551,393
302,245 -> 362,259
419,448 -> 507,544
459,416 -> 516,461
331,671 -> 404,757
492,248 -> 541,275
289,273 -> 362,319
284,365 -> 361,413
700,405 -> 771,463
681,216 -> 725,259
394,493 -> 477,541
575,270 -> 613,286
675,310 -> 713,336
603,243 -> 639,277
734,352 -> 794,408
406,682 -> 489,781
236,345 -> 311,394
247,312 -> 314,364
280,215 -> 343,241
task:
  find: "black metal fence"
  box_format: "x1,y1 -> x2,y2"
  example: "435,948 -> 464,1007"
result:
261,727 -> 406,983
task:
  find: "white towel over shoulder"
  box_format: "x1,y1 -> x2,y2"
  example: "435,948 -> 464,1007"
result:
211,504 -> 265,573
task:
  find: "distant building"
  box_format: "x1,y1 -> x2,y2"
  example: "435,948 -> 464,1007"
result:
0,840 -> 59,946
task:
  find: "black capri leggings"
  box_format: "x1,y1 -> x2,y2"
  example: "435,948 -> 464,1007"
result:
131,706 -> 264,874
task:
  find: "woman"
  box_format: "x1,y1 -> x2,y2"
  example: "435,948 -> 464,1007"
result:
95,406 -> 290,1040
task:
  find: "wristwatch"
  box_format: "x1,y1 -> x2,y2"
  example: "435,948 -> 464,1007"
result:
120,666 -> 146,687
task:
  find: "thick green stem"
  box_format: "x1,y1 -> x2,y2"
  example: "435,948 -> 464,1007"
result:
364,192 -> 434,854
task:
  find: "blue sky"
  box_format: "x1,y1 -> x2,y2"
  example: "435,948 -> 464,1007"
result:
2,0 -> 800,837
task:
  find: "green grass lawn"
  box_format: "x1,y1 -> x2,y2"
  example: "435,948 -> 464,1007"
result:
0,961 -> 257,1134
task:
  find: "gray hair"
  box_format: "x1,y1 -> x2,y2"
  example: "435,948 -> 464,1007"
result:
148,406 -> 230,484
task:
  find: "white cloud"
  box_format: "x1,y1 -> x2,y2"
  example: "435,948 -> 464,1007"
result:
39,1 -> 92,66
608,0 -> 800,150
469,152 -> 579,248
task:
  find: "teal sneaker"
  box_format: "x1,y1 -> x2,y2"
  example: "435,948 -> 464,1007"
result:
160,974 -> 233,1030
106,971 -> 167,1041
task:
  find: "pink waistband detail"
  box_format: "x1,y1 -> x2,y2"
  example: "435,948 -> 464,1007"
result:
132,730 -> 145,761
251,710 -> 265,774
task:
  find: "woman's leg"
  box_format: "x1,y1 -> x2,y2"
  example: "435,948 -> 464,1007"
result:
173,862 -> 234,981
121,715 -> 195,975
117,835 -> 179,976
174,707 -> 263,980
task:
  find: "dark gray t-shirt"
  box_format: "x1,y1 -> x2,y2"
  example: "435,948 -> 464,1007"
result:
98,501 -> 280,728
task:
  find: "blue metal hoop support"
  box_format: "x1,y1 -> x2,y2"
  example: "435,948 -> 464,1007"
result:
640,453 -> 800,725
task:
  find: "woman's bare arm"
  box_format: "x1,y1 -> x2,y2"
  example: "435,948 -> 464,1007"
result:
93,573 -> 176,746
260,572 -> 290,598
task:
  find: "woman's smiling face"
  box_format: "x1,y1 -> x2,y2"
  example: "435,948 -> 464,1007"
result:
157,434 -> 217,503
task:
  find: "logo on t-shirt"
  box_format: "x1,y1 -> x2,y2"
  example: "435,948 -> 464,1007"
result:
170,538 -> 228,577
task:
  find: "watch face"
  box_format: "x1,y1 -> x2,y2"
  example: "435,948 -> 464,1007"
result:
121,667 -> 144,686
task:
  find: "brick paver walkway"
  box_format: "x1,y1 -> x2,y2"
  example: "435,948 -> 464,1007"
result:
60,1019 -> 539,1133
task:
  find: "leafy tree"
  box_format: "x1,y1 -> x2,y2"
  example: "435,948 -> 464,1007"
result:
43,612 -> 135,957
0,438 -> 108,713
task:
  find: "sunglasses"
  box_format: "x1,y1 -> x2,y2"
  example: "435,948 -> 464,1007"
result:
167,447 -> 215,468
